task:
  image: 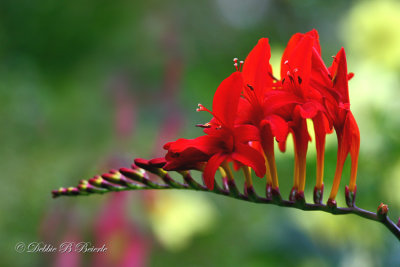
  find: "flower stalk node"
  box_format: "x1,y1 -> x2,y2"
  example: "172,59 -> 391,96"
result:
294,191 -> 306,206
345,185 -> 357,207
327,199 -> 337,209
266,184 -> 272,199
313,185 -> 324,204
227,179 -> 240,197
179,171 -> 206,190
289,187 -> 297,202
271,187 -> 282,203
245,184 -> 258,201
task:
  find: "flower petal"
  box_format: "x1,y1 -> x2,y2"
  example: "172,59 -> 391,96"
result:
233,124 -> 260,143
212,71 -> 243,128
203,153 -> 227,190
261,115 -> 289,143
242,38 -> 273,97
330,47 -> 350,104
164,135 -> 221,155
231,144 -> 266,178
299,102 -> 318,119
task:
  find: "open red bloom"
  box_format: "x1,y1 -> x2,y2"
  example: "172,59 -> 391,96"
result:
278,30 -> 331,194
326,48 -> 360,200
235,38 -> 289,190
164,72 -> 266,190
162,29 -> 360,203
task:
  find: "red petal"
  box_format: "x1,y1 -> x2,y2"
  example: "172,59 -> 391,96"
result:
263,90 -> 300,116
261,115 -> 289,143
231,144 -> 266,178
164,135 -> 221,155
212,71 -> 243,128
307,29 -> 321,55
163,147 -> 209,171
281,33 -> 303,75
299,102 -> 318,119
330,48 -> 349,103
341,112 -> 360,156
242,38 -> 273,97
281,30 -> 323,97
203,153 -> 227,190
149,157 -> 167,168
233,124 -> 260,143
311,47 -> 331,89
235,97 -> 253,124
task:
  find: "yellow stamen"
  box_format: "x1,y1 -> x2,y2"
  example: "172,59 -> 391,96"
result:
262,150 -> 273,186
221,161 -> 234,181
266,153 -> 279,189
219,166 -> 227,179
259,139 -> 279,189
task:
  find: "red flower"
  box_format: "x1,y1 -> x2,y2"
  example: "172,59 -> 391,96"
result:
278,29 -> 331,196
162,29 -> 360,204
237,38 -> 289,191
164,72 -> 266,190
326,48 -> 360,201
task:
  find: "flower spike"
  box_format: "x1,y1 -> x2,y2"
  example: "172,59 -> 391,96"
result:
53,30 -> 400,242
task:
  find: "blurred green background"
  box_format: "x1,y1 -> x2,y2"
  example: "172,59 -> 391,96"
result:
1,0 -> 400,266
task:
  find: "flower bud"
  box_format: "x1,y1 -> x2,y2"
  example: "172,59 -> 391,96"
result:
377,203 -> 389,218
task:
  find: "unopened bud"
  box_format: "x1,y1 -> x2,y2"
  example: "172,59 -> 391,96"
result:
67,187 -> 80,195
134,158 -> 168,178
377,203 -> 389,217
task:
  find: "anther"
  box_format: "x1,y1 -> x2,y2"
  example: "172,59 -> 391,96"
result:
196,103 -> 206,112
297,76 -> 302,84
239,60 -> 244,71
195,123 -> 212,128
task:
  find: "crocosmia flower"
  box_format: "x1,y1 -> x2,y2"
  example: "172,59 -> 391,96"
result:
164,72 -> 266,190
162,29 -> 359,204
